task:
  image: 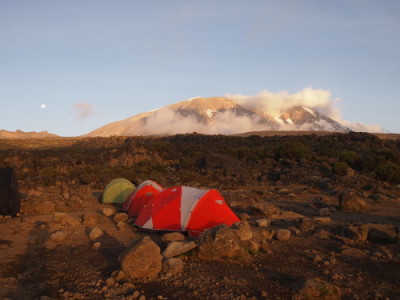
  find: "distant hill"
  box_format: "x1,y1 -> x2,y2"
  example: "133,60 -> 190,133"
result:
86,97 -> 350,137
0,129 -> 59,139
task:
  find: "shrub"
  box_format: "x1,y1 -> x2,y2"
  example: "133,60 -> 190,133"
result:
274,142 -> 311,161
332,162 -> 349,176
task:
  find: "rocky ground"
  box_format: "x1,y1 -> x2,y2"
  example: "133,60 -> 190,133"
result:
0,134 -> 400,299
0,182 -> 399,300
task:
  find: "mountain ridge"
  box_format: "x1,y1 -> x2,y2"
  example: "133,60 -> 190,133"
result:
86,97 -> 350,137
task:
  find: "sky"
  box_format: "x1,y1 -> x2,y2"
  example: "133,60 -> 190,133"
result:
0,0 -> 399,136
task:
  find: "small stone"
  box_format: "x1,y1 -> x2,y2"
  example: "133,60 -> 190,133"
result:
102,207 -> 115,217
113,213 -> 129,223
139,295 -> 146,300
92,242 -> 101,250
255,219 -> 270,227
89,227 -> 104,240
275,229 -> 291,241
132,290 -> 141,299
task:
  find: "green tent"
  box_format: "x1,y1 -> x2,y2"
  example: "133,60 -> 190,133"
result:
102,178 -> 136,204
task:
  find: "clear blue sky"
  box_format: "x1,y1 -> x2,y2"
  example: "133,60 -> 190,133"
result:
1,0 -> 399,136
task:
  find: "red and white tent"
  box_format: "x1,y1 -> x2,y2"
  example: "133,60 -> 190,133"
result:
135,186 -> 239,236
123,180 -> 164,217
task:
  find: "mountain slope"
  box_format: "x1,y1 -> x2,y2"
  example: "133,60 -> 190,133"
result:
86,97 -> 349,137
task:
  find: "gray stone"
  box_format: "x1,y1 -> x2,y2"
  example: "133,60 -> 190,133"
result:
120,236 -> 162,279
162,241 -> 197,258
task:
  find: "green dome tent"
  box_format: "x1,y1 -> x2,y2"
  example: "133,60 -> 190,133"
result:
102,178 -> 136,204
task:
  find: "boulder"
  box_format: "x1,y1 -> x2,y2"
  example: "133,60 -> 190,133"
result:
197,224 -> 247,262
292,278 -> 341,300
338,190 -> 368,211
232,221 -> 253,241
162,241 -> 197,259
162,232 -> 185,242
162,258 -> 184,274
120,236 -> 162,279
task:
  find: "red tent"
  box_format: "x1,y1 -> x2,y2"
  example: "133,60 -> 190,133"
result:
135,186 -> 239,236
123,180 -> 163,217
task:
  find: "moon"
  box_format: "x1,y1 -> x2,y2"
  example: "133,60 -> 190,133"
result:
40,104 -> 47,109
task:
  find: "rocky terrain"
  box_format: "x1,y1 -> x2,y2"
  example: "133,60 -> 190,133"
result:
0,132 -> 400,299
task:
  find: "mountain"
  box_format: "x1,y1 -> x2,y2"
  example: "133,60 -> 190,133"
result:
0,129 -> 59,139
86,97 -> 349,137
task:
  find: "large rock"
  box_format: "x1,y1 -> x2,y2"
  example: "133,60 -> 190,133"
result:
338,190 -> 368,211
120,236 -> 162,279
232,221 -> 253,241
292,278 -> 341,300
197,224 -> 247,262
162,258 -> 184,275
162,241 -> 197,259
49,231 -> 68,243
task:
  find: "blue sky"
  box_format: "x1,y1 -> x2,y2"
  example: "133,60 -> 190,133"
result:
0,0 -> 399,136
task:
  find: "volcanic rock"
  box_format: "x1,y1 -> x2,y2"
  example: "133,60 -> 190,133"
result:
162,241 -> 197,259
162,258 -> 184,274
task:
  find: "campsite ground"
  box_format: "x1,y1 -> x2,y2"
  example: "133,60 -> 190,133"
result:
0,134 -> 400,299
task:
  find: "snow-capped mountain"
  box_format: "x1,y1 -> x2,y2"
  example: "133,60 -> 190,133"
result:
86,97 -> 349,137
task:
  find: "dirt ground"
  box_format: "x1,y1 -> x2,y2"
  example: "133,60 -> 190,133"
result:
1,184 -> 399,300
